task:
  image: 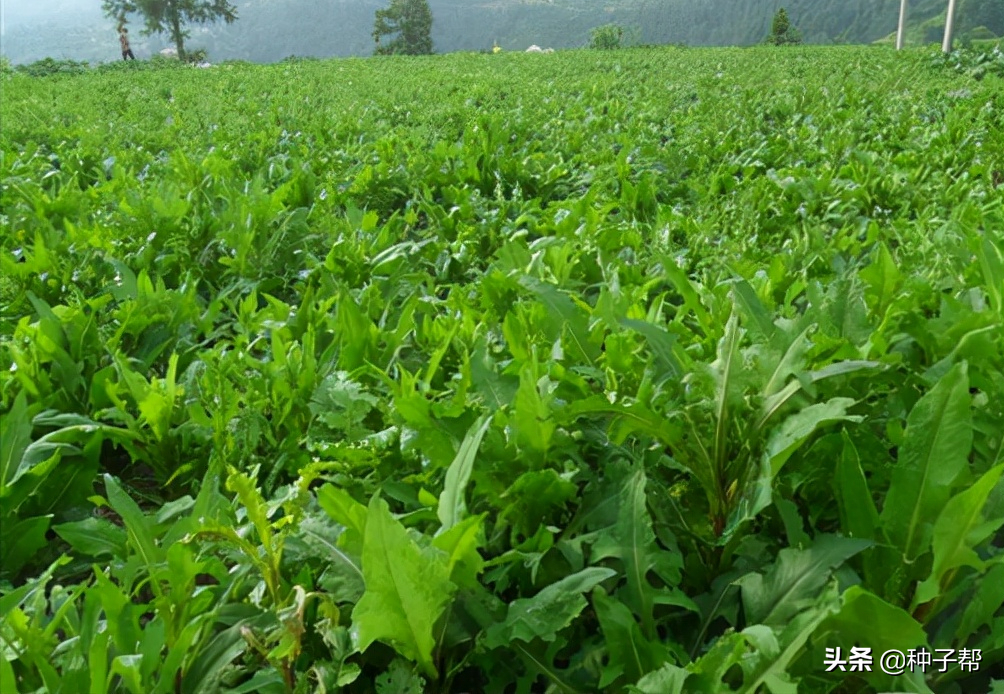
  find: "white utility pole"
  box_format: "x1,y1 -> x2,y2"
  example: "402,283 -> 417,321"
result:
896,0 -> 909,49
942,0 -> 959,52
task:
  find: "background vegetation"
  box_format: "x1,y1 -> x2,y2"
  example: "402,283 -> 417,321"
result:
2,0 -> 1003,64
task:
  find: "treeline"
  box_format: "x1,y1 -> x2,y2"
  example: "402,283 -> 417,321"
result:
2,0 -> 1001,65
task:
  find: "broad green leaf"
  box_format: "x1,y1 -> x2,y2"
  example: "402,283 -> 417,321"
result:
513,361 -> 556,454
0,651 -> 17,694
53,517 -> 129,559
629,663 -> 689,694
822,586 -> 933,694
913,464 -> 1004,607
438,414 -> 491,531
225,467 -> 276,564
881,363 -> 972,561
832,432 -> 880,540
0,515 -> 51,578
860,241 -> 901,317
731,278 -> 776,340
317,484 -> 368,556
0,391 -> 31,488
109,654 -> 145,694
104,474 -> 161,578
351,496 -> 455,678
687,584 -> 841,694
619,318 -> 682,379
957,563 -> 1004,639
766,398 -> 860,476
592,470 -> 695,637
519,275 -> 600,365
431,515 -> 485,589
499,468 -> 578,537
482,567 -> 616,648
182,618 -> 256,694
593,587 -> 669,688
738,534 -> 872,627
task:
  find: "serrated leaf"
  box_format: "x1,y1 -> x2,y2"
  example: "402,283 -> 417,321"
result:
629,662 -> 689,694
738,534 -> 872,627
592,470 -> 695,637
483,567 -> 616,648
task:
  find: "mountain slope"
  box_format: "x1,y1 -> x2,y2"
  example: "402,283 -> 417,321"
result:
0,0 -> 997,65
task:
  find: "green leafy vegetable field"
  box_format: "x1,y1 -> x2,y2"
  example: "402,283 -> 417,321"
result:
1,44 -> 1002,694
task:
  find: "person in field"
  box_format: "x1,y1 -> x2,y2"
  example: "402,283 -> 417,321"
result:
119,26 -> 136,60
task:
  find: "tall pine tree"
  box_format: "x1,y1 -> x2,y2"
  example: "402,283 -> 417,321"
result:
767,7 -> 803,45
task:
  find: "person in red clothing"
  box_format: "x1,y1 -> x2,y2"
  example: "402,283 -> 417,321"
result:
119,26 -> 136,60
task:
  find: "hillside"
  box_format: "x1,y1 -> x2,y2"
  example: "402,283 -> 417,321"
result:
2,0 -> 1000,65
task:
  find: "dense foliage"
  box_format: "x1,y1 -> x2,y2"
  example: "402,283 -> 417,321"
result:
1,45 -> 1003,694
767,8 -> 803,46
102,0 -> 238,60
589,24 -> 625,50
373,0 -> 434,56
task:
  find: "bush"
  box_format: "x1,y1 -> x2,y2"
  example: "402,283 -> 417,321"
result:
15,57 -> 90,77
590,23 -> 624,50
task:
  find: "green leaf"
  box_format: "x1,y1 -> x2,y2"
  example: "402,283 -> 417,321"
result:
438,415 -> 491,531
591,470 -> 696,638
593,587 -> 669,688
0,515 -> 51,577
822,586 -> 933,694
731,278 -> 776,340
913,464 -> 1004,607
351,496 -> 455,678
317,484 -> 368,556
629,663 -> 689,694
375,659 -> 426,694
738,534 -> 872,627
431,515 -> 485,589
182,618 -> 257,694
483,566 -> 616,648
619,318 -> 682,379
53,517 -> 128,559
880,362 -> 972,561
0,391 -> 31,488
765,398 -> 861,476
832,432 -> 880,540
519,275 -> 600,366
104,474 -> 161,578
0,651 -> 19,694
860,241 -> 901,316
956,563 -> 1004,639
109,654 -> 145,694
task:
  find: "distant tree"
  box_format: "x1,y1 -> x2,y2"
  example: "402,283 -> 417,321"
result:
102,0 -> 237,61
766,7 -> 803,45
373,0 -> 433,55
590,23 -> 624,50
